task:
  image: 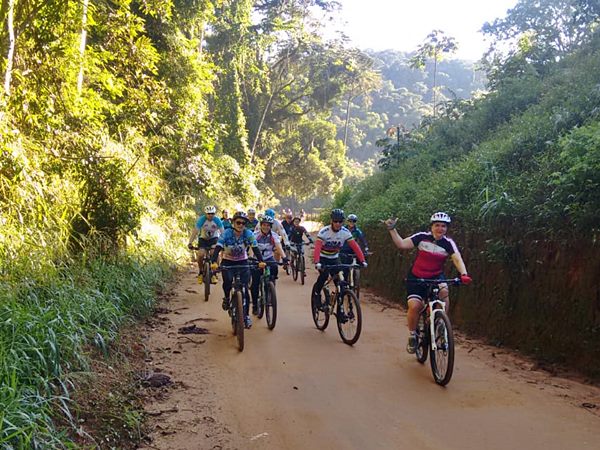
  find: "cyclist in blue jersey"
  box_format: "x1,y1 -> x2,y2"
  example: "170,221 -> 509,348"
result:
188,205 -> 224,284
339,214 -> 369,280
384,212 -> 472,353
250,215 -> 288,315
211,211 -> 265,328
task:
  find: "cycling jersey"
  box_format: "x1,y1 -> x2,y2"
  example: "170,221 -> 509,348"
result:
340,226 -> 368,254
195,215 -> 225,239
409,232 -> 459,278
215,228 -> 259,262
254,230 -> 281,261
289,225 -> 312,244
281,219 -> 294,236
222,217 -> 232,230
315,225 -> 356,260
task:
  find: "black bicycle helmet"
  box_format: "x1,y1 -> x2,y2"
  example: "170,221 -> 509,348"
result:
330,208 -> 345,221
232,211 -> 249,223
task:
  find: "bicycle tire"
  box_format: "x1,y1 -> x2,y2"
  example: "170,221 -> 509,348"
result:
336,290 -> 362,345
429,311 -> 454,385
290,256 -> 298,281
353,268 -> 360,299
256,281 -> 265,319
311,290 -> 330,331
300,256 -> 305,285
415,313 -> 428,364
204,260 -> 211,302
266,281 -> 277,330
235,291 -> 244,351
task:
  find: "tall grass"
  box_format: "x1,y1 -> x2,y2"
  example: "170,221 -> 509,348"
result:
0,246 -> 174,448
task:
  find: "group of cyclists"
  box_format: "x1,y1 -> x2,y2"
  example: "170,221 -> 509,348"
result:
188,205 -> 471,353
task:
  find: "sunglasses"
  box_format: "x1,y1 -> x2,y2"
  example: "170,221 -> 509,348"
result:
234,221 -> 246,226
332,220 -> 344,223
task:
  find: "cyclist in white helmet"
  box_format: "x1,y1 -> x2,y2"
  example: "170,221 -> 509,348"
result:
383,212 -> 472,354
188,205 -> 224,284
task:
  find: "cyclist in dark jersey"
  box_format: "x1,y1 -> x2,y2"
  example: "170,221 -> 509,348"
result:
384,212 -> 472,354
289,217 -> 313,276
281,212 -> 294,237
339,214 -> 369,280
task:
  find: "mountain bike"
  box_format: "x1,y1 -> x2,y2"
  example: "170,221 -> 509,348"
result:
412,277 -> 462,386
311,264 -> 362,345
191,245 -> 216,302
254,261 -> 282,330
290,242 -> 310,285
217,264 -> 254,352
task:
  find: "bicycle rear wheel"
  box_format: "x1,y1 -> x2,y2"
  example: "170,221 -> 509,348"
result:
415,313 -> 428,364
204,260 -> 211,302
336,290 -> 362,345
300,256 -> 305,285
266,281 -> 277,330
429,311 -> 454,385
311,289 -> 330,330
234,291 -> 245,351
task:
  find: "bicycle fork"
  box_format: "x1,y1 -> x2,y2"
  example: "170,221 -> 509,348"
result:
428,300 -> 446,351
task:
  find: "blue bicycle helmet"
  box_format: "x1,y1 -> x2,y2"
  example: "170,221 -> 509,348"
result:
265,208 -> 276,218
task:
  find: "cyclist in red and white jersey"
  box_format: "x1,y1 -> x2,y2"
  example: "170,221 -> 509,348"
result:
312,209 -> 367,303
384,212 -> 472,354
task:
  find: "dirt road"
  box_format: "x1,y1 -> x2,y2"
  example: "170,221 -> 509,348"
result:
140,266 -> 600,450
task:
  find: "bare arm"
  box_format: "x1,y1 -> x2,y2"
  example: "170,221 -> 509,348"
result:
450,252 -> 468,275
188,228 -> 199,246
383,218 -> 414,250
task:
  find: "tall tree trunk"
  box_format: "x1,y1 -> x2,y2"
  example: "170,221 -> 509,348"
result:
77,0 -> 89,94
249,88 -> 275,163
343,92 -> 352,149
432,49 -> 438,118
4,0 -> 15,97
198,21 -> 204,56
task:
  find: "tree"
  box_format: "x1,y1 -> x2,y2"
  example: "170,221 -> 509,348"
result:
409,30 -> 458,118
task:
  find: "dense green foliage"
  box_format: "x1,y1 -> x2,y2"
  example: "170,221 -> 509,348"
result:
329,49 -> 485,167
335,0 -> 600,377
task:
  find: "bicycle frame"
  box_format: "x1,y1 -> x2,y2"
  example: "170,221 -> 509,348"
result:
416,278 -> 460,351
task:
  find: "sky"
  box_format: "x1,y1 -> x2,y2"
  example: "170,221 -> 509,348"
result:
325,0 -> 519,61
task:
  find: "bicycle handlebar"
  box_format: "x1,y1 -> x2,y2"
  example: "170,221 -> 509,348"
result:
407,277 -> 462,285
317,264 -> 363,270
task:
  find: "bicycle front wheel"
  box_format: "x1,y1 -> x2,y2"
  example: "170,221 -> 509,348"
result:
429,311 -> 454,385
291,254 -> 298,281
266,281 -> 277,330
256,281 -> 265,319
234,291 -> 245,351
415,313 -> 429,364
300,256 -> 305,285
204,261 -> 211,302
337,290 -> 362,345
311,290 -> 330,331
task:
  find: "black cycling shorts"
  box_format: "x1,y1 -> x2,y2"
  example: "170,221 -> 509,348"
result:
198,237 -> 218,249
406,271 -> 445,302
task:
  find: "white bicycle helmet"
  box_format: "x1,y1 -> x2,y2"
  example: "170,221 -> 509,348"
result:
347,214 -> 358,222
260,215 -> 274,225
430,212 -> 451,224
205,205 -> 217,214
247,207 -> 256,214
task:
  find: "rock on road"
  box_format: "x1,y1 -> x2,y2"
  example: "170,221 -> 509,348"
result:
140,265 -> 600,450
